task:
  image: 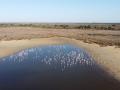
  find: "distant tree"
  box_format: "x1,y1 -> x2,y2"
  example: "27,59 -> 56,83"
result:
59,25 -> 69,29
94,26 -> 97,29
86,25 -> 91,29
108,26 -> 113,30
76,26 -> 82,29
112,24 -> 116,27
54,25 -> 58,28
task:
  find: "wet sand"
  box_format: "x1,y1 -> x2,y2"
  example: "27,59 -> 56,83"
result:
0,37 -> 120,81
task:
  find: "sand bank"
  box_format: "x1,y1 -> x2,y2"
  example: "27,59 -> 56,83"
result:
70,38 -> 120,81
0,37 -> 120,81
0,38 -> 66,58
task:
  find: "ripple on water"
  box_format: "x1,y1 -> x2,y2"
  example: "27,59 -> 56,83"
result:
0,44 -> 120,90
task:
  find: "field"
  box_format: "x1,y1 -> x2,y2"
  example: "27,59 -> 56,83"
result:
0,23 -> 120,47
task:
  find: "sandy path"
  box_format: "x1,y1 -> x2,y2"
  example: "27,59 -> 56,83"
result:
0,37 -> 120,81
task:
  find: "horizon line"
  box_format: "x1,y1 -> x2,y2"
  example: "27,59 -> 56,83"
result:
0,22 -> 120,24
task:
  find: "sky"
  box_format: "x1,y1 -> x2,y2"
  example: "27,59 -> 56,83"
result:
0,0 -> 120,23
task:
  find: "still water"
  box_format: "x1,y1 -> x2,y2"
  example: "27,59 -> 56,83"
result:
0,44 -> 120,90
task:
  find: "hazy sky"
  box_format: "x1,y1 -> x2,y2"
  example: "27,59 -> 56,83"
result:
0,0 -> 120,23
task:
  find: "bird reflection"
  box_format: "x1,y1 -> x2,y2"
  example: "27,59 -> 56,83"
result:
0,45 -> 95,71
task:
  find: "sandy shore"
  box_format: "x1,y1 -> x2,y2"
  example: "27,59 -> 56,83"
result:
0,38 -> 68,58
70,38 -> 120,81
0,37 -> 120,81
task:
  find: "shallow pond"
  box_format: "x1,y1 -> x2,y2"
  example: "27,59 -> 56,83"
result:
0,44 -> 120,90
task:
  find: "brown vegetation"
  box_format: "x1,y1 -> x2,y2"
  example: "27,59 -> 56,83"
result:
0,25 -> 120,47
0,23 -> 120,30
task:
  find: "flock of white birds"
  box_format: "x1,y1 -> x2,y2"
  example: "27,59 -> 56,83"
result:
0,45 -> 96,71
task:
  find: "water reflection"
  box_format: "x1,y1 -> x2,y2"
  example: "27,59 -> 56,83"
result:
0,45 -> 95,71
0,44 -> 120,90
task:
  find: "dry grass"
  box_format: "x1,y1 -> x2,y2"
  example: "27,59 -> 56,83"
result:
0,27 -> 120,47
